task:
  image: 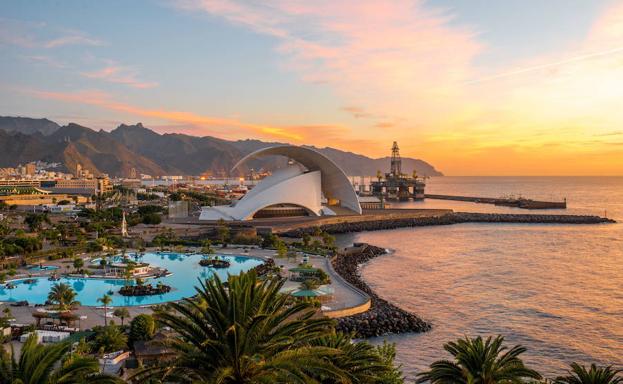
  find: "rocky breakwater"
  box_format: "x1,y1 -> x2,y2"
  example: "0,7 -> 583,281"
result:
332,243 -> 430,338
282,212 -> 615,236
451,212 -> 616,224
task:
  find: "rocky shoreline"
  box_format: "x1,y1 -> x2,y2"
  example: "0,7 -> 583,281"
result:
332,243 -> 431,338
283,212 -> 615,236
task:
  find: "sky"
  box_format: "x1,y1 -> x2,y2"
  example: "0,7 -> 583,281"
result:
1,0 -> 623,176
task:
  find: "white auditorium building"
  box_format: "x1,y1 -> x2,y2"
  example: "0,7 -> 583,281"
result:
199,145 -> 362,221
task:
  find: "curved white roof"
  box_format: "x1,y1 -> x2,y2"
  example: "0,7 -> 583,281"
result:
233,145 -> 362,214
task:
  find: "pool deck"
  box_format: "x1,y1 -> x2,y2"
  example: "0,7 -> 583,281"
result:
1,246 -> 368,330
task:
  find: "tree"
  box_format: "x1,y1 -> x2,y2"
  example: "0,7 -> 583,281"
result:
309,332 -> 399,384
556,363 -> 623,384
129,314 -> 155,346
113,307 -> 130,326
275,240 -> 287,258
302,233 -> 311,248
376,340 -> 405,384
47,283 -> 80,311
98,294 -> 113,327
261,233 -> 278,249
24,212 -> 50,232
131,270 -> 345,383
153,236 -> 164,251
0,333 -> 122,384
416,335 -> 541,384
73,257 -> 84,272
301,279 -> 320,291
142,213 -> 161,225
216,222 -> 230,247
93,324 -> 128,354
200,239 -> 214,256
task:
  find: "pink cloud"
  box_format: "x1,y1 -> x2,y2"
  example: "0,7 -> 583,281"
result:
0,18 -> 104,49
43,33 -> 104,48
82,65 -> 158,89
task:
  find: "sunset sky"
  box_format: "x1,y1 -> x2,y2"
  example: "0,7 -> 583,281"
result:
1,0 -> 623,175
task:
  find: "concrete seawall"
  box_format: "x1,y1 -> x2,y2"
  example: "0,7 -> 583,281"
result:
281,211 -> 615,236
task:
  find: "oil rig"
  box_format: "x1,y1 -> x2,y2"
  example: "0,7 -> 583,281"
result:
370,141 -> 426,201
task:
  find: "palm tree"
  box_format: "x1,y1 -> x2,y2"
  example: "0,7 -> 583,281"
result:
113,307 -> 130,326
98,294 -> 113,327
131,270 -> 345,383
200,239 -> 213,259
93,324 -> 128,354
0,333 -> 123,384
309,331 -> 397,383
47,283 -> 80,310
416,335 -> 541,384
556,363 -> 623,384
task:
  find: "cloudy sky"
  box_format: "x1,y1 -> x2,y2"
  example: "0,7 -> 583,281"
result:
1,0 -> 623,175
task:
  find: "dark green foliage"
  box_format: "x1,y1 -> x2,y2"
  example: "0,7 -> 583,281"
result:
131,270 -> 400,384
92,325 -> 128,354
137,205 -> 162,215
24,212 -> 50,232
129,314 -> 155,346
86,240 -> 104,252
141,213 -> 161,225
0,333 -> 123,383
261,233 -> 279,249
132,271 -> 341,383
416,335 -> 541,384
556,363 -> 623,384
0,236 -> 42,255
310,332 -> 400,384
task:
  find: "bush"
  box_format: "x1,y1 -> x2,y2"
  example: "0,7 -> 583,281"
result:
129,314 -> 155,346
137,205 -> 162,215
142,213 -> 162,225
86,241 -> 103,253
231,234 -> 262,245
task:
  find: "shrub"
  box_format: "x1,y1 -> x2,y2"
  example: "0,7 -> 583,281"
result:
129,314 -> 155,346
142,213 -> 162,225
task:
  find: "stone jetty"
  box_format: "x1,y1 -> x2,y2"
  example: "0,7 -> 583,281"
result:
282,212 -> 615,236
332,243 -> 431,338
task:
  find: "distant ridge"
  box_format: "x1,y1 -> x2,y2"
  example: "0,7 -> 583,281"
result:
0,116 -> 443,177
0,116 -> 60,136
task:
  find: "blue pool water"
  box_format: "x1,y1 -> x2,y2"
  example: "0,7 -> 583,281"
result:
0,252 -> 263,306
27,265 -> 60,271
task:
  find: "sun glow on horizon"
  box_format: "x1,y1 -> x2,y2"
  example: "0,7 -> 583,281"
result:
2,1 -> 623,175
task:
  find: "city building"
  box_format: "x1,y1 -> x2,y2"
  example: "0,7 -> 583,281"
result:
199,145 -> 361,221
0,186 -> 87,206
25,162 -> 36,176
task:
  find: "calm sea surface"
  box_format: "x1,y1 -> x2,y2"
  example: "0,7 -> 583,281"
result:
337,177 -> 623,379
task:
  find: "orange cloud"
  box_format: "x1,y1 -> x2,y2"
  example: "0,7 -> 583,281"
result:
175,1 -> 623,175
27,88 -> 388,154
29,89 -> 303,141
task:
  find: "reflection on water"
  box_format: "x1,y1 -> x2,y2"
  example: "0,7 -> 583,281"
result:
338,177 -> 623,379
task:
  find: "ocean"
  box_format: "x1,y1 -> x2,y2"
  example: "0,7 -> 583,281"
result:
336,176 -> 623,379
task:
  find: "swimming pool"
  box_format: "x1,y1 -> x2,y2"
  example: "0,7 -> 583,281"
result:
0,252 -> 263,306
27,265 -> 60,271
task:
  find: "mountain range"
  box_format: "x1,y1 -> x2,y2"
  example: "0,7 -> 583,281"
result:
0,116 -> 443,177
